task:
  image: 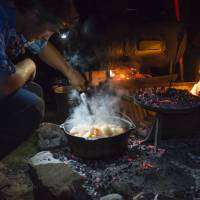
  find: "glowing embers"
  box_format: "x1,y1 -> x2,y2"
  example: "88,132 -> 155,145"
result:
142,161 -> 154,169
190,80 -> 200,96
109,67 -> 151,81
135,87 -> 200,110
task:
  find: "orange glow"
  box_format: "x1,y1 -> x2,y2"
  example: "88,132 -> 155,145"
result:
87,70 -> 107,86
119,74 -> 126,79
190,80 -> 200,96
109,67 -> 148,81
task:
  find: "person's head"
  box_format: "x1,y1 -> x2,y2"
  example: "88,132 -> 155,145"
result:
14,0 -> 79,41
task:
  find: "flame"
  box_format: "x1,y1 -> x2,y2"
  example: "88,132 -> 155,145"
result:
109,67 -> 146,81
190,80 -> 200,96
109,70 -> 115,78
110,69 -> 130,80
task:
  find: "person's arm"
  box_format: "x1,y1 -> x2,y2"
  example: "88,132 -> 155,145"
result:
1,59 -> 36,96
39,42 -> 85,91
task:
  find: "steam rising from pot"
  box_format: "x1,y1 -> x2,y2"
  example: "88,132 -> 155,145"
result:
64,88 -> 127,130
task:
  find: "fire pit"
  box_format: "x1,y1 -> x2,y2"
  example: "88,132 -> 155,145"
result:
134,87 -> 200,114
50,132 -> 200,200
7,80 -> 200,200
26,81 -> 200,200
124,82 -> 200,152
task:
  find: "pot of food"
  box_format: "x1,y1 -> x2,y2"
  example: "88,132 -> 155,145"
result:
60,116 -> 136,159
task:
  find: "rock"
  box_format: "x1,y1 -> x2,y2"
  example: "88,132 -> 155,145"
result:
100,193 -> 124,200
30,163 -> 86,200
36,123 -> 68,150
0,172 -> 34,200
0,172 -> 10,189
29,151 -> 64,166
0,162 -> 6,170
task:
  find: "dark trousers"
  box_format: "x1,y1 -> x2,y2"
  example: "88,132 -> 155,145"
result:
0,82 -> 45,159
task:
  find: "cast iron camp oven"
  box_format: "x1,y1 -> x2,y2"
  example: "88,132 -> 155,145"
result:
60,117 -> 136,159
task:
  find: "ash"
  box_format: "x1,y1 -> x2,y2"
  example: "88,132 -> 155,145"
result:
52,134 -> 200,200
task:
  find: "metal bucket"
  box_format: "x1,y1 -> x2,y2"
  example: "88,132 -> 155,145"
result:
53,85 -> 77,123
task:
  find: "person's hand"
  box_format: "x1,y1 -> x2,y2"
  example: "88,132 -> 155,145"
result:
67,68 -> 86,91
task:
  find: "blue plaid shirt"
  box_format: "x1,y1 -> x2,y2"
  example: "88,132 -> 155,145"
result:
0,0 -> 47,80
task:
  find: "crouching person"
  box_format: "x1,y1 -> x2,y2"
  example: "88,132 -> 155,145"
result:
0,0 -> 86,158
0,60 -> 45,158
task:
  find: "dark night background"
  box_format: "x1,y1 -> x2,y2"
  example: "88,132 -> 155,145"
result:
23,0 -> 200,112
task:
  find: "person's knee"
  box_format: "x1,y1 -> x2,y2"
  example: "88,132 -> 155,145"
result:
19,97 -> 45,137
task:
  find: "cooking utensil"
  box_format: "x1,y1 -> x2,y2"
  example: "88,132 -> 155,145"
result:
80,92 -> 93,115
60,116 -> 136,159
